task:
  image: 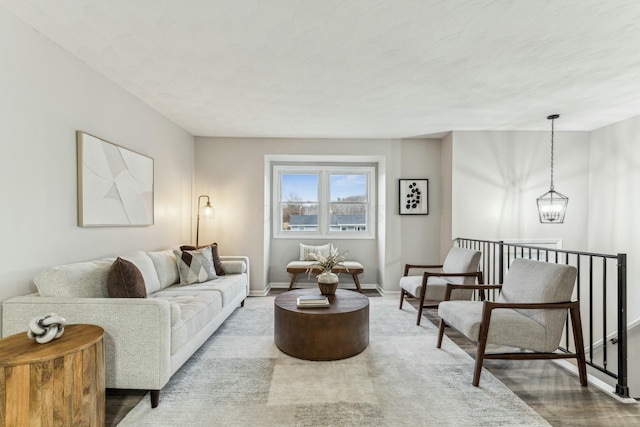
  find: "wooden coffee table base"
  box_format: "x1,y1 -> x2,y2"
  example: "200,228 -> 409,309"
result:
274,289 -> 369,361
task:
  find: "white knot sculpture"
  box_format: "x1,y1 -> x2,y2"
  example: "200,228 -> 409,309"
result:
27,313 -> 67,344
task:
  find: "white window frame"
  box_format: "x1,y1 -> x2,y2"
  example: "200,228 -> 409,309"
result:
273,164 -> 376,239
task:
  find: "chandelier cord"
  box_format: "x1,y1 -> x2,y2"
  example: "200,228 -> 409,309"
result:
549,116 -> 555,191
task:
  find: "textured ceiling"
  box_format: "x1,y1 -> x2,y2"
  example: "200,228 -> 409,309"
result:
3,0 -> 640,138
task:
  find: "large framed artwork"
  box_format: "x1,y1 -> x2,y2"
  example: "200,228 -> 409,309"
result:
399,179 -> 428,215
77,131 -> 154,227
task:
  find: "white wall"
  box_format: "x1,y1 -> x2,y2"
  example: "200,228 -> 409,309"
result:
440,133 -> 453,259
0,9 -> 194,317
194,137 -> 442,294
450,130 -> 590,249
588,116 -> 640,319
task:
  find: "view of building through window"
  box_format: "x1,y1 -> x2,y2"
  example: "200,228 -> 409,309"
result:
276,167 -> 372,236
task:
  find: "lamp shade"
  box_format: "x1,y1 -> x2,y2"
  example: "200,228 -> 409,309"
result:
196,195 -> 213,246
201,201 -> 214,219
536,189 -> 568,223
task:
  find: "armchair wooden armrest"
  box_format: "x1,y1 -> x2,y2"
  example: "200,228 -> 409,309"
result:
482,300 -> 579,311
422,271 -> 484,304
423,271 -> 484,285
403,264 -> 443,276
476,300 -> 585,381
442,280 -> 496,301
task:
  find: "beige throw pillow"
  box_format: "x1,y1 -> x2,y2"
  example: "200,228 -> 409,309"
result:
180,243 -> 225,276
299,243 -> 332,261
174,248 -> 217,285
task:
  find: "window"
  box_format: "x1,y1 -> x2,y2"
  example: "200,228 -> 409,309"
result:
274,164 -> 375,239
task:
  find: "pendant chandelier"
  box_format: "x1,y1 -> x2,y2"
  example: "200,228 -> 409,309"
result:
536,114 -> 568,223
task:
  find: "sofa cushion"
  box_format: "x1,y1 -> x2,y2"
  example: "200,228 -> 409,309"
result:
120,250 -> 162,294
299,243 -> 331,261
174,248 -> 217,285
150,289 -> 223,354
438,300 -> 547,352
147,249 -> 180,289
167,274 -> 247,306
34,259 -> 114,298
107,257 -> 147,298
180,243 -> 225,276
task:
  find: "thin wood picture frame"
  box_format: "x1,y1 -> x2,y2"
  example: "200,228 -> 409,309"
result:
77,131 -> 154,227
399,179 -> 428,215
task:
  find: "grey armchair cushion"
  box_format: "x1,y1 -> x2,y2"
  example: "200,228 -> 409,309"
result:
498,258 -> 578,351
438,258 -> 578,353
400,276 -> 468,301
442,247 -> 482,285
438,300 -> 547,352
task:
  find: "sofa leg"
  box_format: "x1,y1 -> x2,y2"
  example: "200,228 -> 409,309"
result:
241,299 -> 245,308
150,390 -> 160,408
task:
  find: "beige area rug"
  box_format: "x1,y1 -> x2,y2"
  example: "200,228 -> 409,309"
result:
118,296 -> 550,426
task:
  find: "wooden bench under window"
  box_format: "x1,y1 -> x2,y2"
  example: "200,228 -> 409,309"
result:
286,261 -> 364,292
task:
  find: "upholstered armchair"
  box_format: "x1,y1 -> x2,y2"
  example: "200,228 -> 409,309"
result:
399,247 -> 482,325
436,258 -> 587,387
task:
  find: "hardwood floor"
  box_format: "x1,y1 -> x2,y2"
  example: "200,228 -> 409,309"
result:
105,292 -> 640,426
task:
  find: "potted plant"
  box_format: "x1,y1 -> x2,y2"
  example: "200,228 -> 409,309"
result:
306,247 -> 349,295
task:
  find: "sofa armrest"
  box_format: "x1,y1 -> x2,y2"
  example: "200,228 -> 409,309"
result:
220,256 -> 250,296
2,295 -> 173,390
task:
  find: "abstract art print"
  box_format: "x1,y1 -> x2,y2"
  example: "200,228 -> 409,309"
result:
77,131 -> 154,226
399,179 -> 428,215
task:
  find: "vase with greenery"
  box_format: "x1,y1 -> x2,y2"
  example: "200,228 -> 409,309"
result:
306,247 -> 349,295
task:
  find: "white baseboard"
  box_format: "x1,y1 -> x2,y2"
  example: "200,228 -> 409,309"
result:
249,286 -> 271,297
552,359 -> 637,403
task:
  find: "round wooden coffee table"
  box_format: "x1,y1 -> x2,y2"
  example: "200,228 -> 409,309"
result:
274,288 -> 369,361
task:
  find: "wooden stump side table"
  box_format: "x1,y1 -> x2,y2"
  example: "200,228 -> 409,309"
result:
0,324 -> 105,427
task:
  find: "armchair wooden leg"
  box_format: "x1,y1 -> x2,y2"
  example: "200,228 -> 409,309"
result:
473,305 -> 492,387
416,285 -> 427,326
437,319 -> 446,348
399,289 -> 405,309
416,303 -> 424,325
570,304 -> 588,386
472,344 -> 487,387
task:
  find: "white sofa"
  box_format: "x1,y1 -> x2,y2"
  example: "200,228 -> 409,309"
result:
1,248 -> 249,408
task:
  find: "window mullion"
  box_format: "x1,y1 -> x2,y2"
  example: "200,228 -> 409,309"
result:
320,170 -> 328,234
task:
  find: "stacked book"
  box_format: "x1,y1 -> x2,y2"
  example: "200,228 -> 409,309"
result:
296,295 -> 330,308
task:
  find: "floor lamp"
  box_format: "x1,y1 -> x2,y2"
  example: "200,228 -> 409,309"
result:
196,195 -> 214,247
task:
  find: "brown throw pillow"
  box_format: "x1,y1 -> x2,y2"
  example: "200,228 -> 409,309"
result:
107,257 -> 147,298
180,243 -> 225,276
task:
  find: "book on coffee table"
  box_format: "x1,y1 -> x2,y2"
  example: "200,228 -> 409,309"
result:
297,295 -> 330,308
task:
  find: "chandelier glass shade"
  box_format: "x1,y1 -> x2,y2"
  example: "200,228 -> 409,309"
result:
537,189 -> 569,223
537,114 -> 568,223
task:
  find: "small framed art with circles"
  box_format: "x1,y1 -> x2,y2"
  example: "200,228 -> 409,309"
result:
399,179 -> 428,215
